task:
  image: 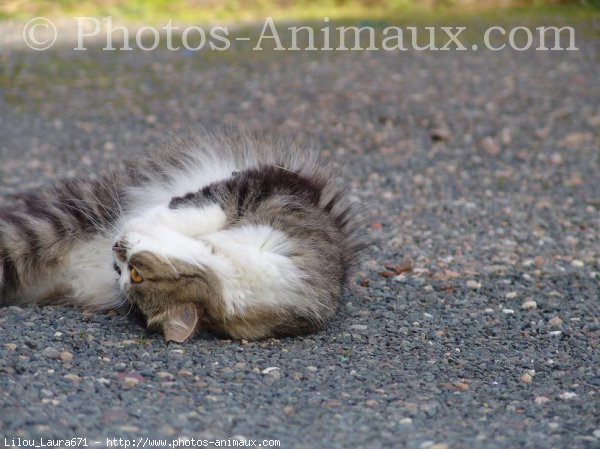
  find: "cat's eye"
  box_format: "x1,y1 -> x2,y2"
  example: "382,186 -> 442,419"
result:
113,264 -> 121,275
130,267 -> 143,284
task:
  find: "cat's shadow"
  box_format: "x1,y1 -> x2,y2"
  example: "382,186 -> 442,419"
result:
113,299 -> 354,345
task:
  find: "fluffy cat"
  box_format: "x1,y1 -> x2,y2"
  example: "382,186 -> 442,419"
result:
0,131 -> 362,342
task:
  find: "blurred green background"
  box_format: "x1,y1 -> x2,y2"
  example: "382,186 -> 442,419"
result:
1,0 -> 598,22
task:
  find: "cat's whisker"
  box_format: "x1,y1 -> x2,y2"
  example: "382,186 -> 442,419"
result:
119,299 -> 136,321
51,200 -> 112,235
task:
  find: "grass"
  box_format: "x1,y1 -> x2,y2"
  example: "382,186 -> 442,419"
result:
1,1 -> 599,23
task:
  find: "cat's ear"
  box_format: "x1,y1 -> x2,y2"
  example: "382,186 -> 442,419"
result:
163,303 -> 199,343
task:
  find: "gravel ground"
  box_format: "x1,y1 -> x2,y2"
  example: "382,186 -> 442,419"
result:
1,16 -> 599,449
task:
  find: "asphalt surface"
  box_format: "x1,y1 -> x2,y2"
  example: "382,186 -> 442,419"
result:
1,15 -> 599,449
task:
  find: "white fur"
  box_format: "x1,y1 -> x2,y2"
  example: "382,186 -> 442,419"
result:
122,226 -> 218,268
204,225 -> 307,316
131,204 -> 227,238
83,136 -> 322,314
124,135 -> 321,217
28,235 -> 121,310
117,207 -> 308,318
125,153 -> 237,215
61,236 -> 121,309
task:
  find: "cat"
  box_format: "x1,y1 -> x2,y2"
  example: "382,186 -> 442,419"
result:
0,130 -> 363,342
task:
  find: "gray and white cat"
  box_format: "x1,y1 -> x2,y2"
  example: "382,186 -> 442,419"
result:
0,131 -> 362,342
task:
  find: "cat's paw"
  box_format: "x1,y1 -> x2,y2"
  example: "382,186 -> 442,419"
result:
139,205 -> 182,229
113,218 -> 219,281
113,203 -> 227,266
125,204 -> 227,240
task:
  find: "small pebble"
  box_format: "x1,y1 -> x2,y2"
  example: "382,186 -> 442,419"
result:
505,292 -> 518,299
59,351 -> 73,362
534,396 -> 550,405
63,373 -> 81,382
40,388 -> 54,398
571,260 -> 584,268
42,347 -> 60,359
520,373 -> 533,384
521,300 -> 537,310
502,308 -> 515,315
268,371 -> 282,381
114,362 -> 127,372
549,316 -> 563,327
429,444 -> 449,449
479,136 -> 500,156
559,392 -> 577,400
454,382 -> 469,391
123,377 -> 140,388
160,425 -> 176,436
466,280 -> 481,289
283,405 -> 295,416
430,127 -> 451,142
4,343 -> 17,351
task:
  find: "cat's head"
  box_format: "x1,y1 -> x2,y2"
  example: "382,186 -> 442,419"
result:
112,234 -> 225,343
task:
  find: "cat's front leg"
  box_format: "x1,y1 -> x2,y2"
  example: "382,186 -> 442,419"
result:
137,202 -> 227,238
